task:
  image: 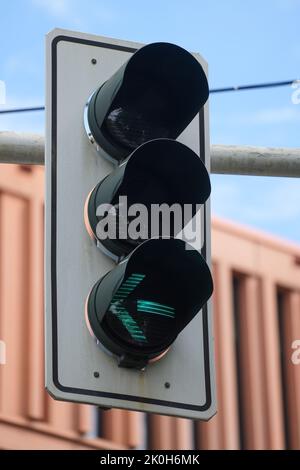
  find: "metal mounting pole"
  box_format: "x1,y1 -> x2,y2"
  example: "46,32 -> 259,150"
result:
0,131 -> 300,177
0,132 -> 44,165
211,144 -> 300,178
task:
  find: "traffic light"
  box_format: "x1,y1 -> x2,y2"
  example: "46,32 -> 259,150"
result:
84,42 -> 208,163
83,41 -> 213,370
86,238 -> 213,369
84,138 -> 211,259
45,29 -> 216,420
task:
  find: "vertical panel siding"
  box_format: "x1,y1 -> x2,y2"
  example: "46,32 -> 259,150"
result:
27,200 -> 46,420
102,410 -> 140,448
46,395 -> 78,432
0,194 -> 30,418
236,276 -> 268,449
279,291 -> 300,449
260,279 -> 285,449
1,166 -> 300,449
99,410 -> 141,448
148,415 -> 175,449
76,405 -> 92,436
102,409 -> 129,446
124,411 -> 142,448
172,418 -> 193,450
286,292 -> 300,449
213,263 -> 240,449
196,264 -> 223,450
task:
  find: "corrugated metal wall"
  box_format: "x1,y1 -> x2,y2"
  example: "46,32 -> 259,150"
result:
0,165 -> 299,449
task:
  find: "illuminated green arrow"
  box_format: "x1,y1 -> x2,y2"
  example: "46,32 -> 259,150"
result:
109,273 -> 175,343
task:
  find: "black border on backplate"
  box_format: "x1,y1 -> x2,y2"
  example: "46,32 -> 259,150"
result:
51,35 -> 212,412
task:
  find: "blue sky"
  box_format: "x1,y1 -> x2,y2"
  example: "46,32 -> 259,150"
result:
0,0 -> 300,242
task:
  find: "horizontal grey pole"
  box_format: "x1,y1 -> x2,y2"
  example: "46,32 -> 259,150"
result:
0,131 -> 300,177
211,144 -> 300,177
0,131 -> 44,166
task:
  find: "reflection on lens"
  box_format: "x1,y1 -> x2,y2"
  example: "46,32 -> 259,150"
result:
105,107 -> 170,149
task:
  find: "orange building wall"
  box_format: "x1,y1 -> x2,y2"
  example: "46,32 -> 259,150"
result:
0,164 -> 299,450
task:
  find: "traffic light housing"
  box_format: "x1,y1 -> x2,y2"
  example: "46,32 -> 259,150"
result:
86,238 -> 213,369
84,42 -> 209,162
45,29 -> 216,420
84,138 -> 211,259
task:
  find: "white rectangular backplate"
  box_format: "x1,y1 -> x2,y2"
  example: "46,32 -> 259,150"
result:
45,28 -> 216,420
